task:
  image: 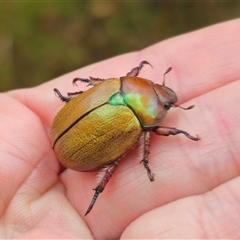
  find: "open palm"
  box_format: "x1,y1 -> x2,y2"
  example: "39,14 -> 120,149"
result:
1,19 -> 240,239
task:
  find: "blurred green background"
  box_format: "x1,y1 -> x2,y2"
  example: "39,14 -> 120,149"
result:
0,1 -> 239,92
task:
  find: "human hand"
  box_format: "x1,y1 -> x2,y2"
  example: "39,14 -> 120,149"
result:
1,19 -> 240,239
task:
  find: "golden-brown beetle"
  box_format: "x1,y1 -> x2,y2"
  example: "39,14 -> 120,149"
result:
51,61 -> 200,215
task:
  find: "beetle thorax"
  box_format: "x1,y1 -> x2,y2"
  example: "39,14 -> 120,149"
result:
108,76 -> 175,129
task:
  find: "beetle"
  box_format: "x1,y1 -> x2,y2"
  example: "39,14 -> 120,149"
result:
50,61 -> 200,215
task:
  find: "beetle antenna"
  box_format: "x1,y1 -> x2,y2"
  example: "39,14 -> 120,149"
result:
162,67 -> 172,86
173,104 -> 194,110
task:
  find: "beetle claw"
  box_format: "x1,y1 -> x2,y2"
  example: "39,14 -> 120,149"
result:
73,77 -> 105,87
153,126 -> 201,142
193,134 -> 201,141
53,88 -> 71,103
72,78 -> 90,86
126,60 -> 152,77
142,159 -> 155,182
180,132 -> 200,141
139,159 -> 154,181
84,186 -> 103,216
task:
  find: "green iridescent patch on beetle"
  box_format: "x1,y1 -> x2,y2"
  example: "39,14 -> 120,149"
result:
121,89 -> 166,127
123,92 -> 159,119
109,92 -> 126,106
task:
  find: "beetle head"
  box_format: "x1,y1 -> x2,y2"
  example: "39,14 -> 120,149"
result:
153,84 -> 178,110
153,67 -> 194,111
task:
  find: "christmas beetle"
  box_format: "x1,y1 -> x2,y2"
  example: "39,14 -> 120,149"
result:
50,61 -> 200,215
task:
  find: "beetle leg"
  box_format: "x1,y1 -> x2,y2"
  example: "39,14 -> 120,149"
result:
126,60 -> 153,77
73,76 -> 105,87
67,90 -> 84,97
153,126 -> 200,141
85,159 -> 120,216
138,131 -> 155,182
54,88 -> 71,103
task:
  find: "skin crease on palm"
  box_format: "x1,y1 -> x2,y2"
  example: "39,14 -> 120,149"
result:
0,19 -> 240,239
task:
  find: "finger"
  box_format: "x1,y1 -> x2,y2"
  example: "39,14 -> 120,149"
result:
142,19 -> 240,103
121,177 -> 240,239
0,93 -> 57,210
0,93 -> 93,238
